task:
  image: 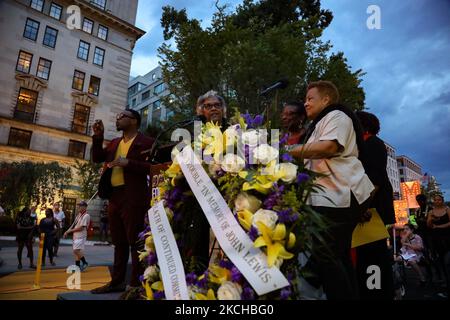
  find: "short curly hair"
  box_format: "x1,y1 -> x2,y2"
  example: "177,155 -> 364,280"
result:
355,111 -> 380,135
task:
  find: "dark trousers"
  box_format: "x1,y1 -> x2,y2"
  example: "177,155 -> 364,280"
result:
109,187 -> 147,287
356,239 -> 394,300
311,193 -> 370,300
42,235 -> 54,263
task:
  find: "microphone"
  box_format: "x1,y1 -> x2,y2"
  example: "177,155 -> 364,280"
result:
259,79 -> 289,96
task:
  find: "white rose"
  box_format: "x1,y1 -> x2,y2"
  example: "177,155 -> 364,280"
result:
242,130 -> 267,147
143,265 -> 159,282
208,161 -> 222,176
276,163 -> 298,183
221,154 -> 245,173
234,192 -> 262,213
253,144 -> 279,165
252,209 -> 278,231
217,281 -> 242,300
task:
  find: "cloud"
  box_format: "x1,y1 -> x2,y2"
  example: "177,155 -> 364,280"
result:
321,0 -> 450,196
130,54 -> 160,77
130,0 -> 450,195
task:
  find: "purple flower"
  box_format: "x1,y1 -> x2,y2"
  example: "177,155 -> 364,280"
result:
248,226 -> 259,241
253,115 -> 264,127
280,287 -> 291,300
153,290 -> 165,300
139,275 -> 144,283
195,271 -> 209,289
296,173 -> 309,184
231,266 -> 243,282
280,133 -> 289,145
241,286 -> 256,300
186,272 -> 197,285
263,185 -> 284,209
219,260 -> 234,270
277,209 -> 292,224
241,113 -> 264,129
146,252 -> 157,265
138,226 -> 150,240
281,153 -> 294,162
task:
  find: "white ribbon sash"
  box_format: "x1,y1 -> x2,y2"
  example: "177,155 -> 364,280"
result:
148,201 -> 189,300
177,146 -> 289,295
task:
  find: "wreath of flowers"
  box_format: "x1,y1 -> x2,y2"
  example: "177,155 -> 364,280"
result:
137,112 -> 327,300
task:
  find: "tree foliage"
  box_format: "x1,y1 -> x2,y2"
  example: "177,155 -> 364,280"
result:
73,160 -> 102,200
0,161 -> 72,216
157,0 -> 366,123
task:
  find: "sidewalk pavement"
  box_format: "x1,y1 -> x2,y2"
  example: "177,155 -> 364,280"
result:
0,266 -> 112,300
0,238 -> 114,275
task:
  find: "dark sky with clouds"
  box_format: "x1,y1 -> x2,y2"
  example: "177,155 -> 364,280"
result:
131,0 -> 450,196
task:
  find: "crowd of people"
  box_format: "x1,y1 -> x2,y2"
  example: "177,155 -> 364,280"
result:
14,201 -> 94,271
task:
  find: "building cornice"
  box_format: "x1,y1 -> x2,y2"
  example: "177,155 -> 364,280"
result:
15,73 -> 48,91
74,0 -> 145,40
71,91 -> 99,107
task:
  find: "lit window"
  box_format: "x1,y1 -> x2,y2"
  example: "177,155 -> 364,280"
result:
72,70 -> 85,91
16,51 -> 33,73
88,76 -> 101,96
14,88 -> 38,123
72,104 -> 90,134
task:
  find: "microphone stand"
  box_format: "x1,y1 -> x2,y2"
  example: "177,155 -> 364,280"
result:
260,89 -> 280,129
147,118 -> 197,163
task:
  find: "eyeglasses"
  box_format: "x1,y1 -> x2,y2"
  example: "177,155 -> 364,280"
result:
202,103 -> 223,110
116,113 -> 136,120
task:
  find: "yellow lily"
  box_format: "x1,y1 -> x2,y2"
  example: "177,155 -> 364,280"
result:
151,281 -> 164,292
195,289 -> 217,300
145,234 -> 155,251
165,161 -> 181,178
238,171 -> 248,179
208,265 -> 231,285
138,250 -> 149,261
242,174 -> 275,194
287,232 -> 296,249
202,123 -> 224,162
143,280 -> 154,300
253,222 -> 294,267
237,209 -> 253,231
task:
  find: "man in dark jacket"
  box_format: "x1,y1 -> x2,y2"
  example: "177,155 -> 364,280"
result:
90,109 -> 154,299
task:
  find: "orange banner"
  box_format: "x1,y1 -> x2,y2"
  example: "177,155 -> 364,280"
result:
393,200 -> 409,226
400,181 -> 421,209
